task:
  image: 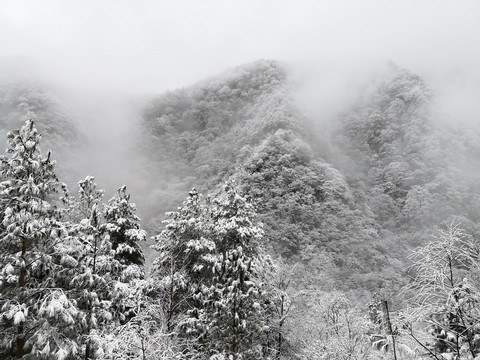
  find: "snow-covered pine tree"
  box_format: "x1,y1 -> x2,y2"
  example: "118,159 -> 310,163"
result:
0,119 -> 79,359
103,185 -> 146,281
62,178 -> 147,359
182,184 -> 269,359
151,188 -> 216,332
64,177 -> 133,359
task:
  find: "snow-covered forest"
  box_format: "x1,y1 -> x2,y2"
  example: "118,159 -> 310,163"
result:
2,59 -> 480,360
1,1 -> 480,359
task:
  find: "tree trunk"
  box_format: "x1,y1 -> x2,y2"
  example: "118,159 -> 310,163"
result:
382,300 -> 397,360
276,294 -> 284,360
167,256 -> 175,332
15,325 -> 24,359
16,237 -> 27,359
85,341 -> 91,360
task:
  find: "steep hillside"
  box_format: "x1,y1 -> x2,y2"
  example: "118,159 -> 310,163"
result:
141,61 -> 301,222
0,82 -> 84,184
141,60 -> 391,291
0,82 -> 79,149
339,64 -> 436,228
337,64 -> 480,249
142,60 -> 294,186
142,60 -> 480,293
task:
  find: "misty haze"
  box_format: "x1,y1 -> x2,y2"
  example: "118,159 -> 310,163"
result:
1,1 -> 480,359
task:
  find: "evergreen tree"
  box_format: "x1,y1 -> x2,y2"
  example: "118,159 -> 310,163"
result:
188,184 -> 267,359
64,177 -> 145,359
103,185 -> 146,281
151,188 -> 216,333
0,119 -> 78,359
153,184 -> 269,359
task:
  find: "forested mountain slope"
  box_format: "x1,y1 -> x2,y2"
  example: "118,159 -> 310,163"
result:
142,60 -> 480,293
0,82 -> 84,184
0,82 -> 79,149
337,64 -> 480,263
141,61 -> 298,224
141,61 -> 384,291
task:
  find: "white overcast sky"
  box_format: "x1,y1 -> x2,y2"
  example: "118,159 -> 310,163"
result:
1,0 -> 479,94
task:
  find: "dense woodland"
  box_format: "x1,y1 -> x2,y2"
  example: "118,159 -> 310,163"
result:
1,60 -> 480,359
